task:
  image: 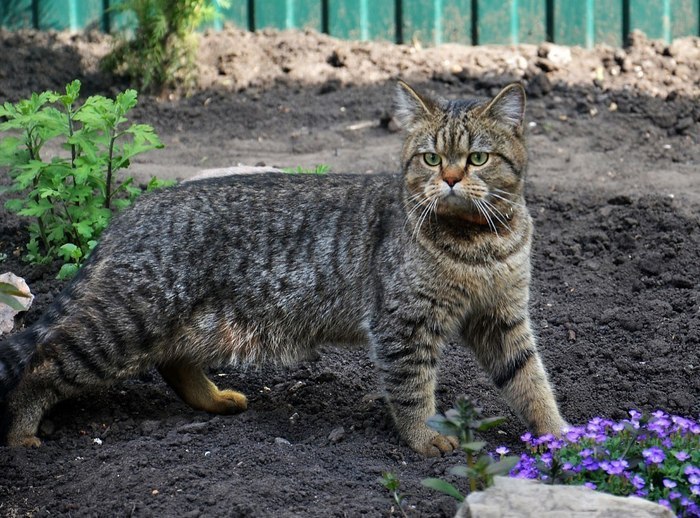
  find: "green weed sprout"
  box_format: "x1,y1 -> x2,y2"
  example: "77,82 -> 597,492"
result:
380,472 -> 409,518
422,397 -> 519,500
283,164 -> 330,175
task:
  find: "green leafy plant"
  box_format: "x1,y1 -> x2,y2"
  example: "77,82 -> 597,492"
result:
283,164 -> 330,175
0,79 -> 170,279
506,411 -> 699,516
421,397 -> 519,501
380,471 -> 410,517
103,0 -> 228,94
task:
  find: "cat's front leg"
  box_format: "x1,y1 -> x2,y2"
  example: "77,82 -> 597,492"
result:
370,322 -> 458,457
462,308 -> 566,436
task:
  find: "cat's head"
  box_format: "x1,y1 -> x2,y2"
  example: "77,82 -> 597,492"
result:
394,81 -> 528,232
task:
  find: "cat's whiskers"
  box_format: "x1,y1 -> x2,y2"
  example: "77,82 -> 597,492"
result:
403,192 -> 434,233
490,189 -> 526,209
412,193 -> 440,242
472,198 -> 499,235
480,197 -> 512,233
402,190 -> 428,208
481,196 -> 511,226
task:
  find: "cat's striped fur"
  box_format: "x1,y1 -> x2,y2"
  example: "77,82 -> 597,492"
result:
0,82 -> 565,454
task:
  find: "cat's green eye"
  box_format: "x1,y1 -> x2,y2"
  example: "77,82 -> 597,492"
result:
423,152 -> 442,167
468,151 -> 489,166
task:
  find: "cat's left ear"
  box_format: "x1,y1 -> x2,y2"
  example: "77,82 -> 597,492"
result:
482,83 -> 526,134
394,80 -> 437,130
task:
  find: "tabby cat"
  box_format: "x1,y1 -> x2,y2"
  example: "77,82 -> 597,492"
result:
0,82 -> 565,455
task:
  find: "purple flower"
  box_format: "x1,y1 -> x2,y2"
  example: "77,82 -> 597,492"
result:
691,485 -> 699,496
601,459 -> 628,476
674,451 -> 690,461
629,409 -> 642,421
562,462 -> 573,471
536,433 -> 555,446
652,410 -> 668,419
689,474 -> 700,485
648,418 -> 671,437
631,474 -> 645,490
662,479 -> 677,489
579,448 -> 594,458
658,499 -> 671,510
495,446 -> 509,456
581,457 -> 599,471
547,438 -> 564,450
612,422 -> 625,433
541,452 -> 553,467
642,446 -> 665,464
661,438 -> 672,449
668,491 -> 681,500
565,426 -> 585,443
593,433 -> 607,443
512,453 -> 538,479
520,432 -> 533,444
584,482 -> 597,490
684,465 -> 700,476
671,415 -> 692,431
634,489 -> 648,498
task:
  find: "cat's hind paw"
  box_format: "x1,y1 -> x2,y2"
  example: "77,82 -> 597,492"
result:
7,435 -> 42,448
212,389 -> 248,414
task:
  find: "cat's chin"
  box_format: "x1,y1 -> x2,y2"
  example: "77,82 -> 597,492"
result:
435,196 -> 490,227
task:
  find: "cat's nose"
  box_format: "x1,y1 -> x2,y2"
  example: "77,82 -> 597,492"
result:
442,166 -> 464,187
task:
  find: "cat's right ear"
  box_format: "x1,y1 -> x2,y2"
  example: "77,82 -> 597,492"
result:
394,81 -> 436,130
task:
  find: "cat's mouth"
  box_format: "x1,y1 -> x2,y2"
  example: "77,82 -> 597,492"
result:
435,193 -> 503,227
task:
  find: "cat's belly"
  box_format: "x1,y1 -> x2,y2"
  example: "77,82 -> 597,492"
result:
162,302 -> 368,367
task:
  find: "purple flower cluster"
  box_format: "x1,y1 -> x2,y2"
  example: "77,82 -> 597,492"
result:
499,410 -> 700,517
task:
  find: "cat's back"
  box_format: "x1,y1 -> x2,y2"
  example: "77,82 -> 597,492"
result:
106,172 -> 402,242
86,172 -> 405,305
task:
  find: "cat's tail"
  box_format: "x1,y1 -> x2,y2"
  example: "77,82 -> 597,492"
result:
0,326 -> 41,401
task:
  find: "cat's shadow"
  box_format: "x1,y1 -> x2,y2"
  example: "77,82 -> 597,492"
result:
41,349 -> 390,447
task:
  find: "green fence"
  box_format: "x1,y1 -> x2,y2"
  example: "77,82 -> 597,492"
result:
1,1 -> 699,47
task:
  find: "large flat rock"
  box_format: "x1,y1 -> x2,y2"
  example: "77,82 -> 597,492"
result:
456,477 -> 674,518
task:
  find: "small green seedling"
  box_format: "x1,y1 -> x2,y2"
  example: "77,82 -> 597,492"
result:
421,397 -> 519,500
380,471 -> 409,517
283,164 -> 330,175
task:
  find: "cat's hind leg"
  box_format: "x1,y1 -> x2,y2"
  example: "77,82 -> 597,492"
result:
158,360 -> 247,414
3,356 -> 80,447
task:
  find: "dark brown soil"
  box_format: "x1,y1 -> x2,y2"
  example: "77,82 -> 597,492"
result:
0,27 -> 699,518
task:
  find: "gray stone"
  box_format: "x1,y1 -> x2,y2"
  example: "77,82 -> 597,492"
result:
455,477 -> 674,518
184,165 -> 284,183
537,43 -> 572,68
328,426 -> 346,443
0,272 -> 34,335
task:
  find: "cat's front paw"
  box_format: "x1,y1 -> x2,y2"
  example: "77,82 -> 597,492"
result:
533,416 -> 569,438
406,427 -> 459,457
